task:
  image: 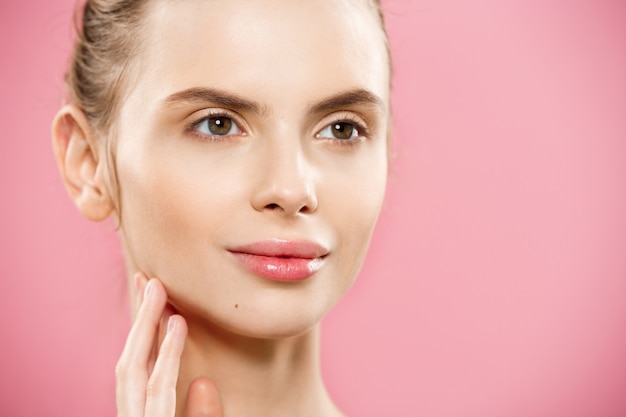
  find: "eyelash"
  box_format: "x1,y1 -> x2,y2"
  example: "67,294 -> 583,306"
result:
315,114 -> 370,145
186,109 -> 246,141
185,110 -> 370,145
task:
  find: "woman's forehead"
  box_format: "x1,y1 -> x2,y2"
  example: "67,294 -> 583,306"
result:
129,0 -> 389,111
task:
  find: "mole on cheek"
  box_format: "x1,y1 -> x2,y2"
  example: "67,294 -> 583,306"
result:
235,304 -> 239,309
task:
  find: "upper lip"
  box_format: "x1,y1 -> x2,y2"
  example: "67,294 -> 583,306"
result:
228,239 -> 329,259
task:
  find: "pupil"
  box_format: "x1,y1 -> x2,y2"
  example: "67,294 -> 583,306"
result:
209,117 -> 232,135
332,123 -> 354,140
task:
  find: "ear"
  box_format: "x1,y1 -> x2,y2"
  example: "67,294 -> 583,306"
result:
52,105 -> 115,221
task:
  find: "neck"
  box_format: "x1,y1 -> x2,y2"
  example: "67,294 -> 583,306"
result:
175,319 -> 343,417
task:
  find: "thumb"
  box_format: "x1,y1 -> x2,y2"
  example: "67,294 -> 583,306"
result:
183,377 -> 223,417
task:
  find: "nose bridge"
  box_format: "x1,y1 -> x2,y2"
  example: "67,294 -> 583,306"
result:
251,130 -> 317,215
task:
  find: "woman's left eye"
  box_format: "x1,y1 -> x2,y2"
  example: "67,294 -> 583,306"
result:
316,122 -> 361,141
193,116 -> 242,137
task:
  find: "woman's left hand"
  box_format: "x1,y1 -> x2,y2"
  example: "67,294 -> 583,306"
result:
115,272 -> 223,417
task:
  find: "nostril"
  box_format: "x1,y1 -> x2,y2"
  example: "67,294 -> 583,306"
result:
263,202 -> 312,214
254,187 -> 318,215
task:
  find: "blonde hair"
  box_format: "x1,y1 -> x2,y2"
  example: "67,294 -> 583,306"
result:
67,0 -> 152,134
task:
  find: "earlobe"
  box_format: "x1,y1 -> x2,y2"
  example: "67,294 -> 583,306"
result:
52,105 -> 114,221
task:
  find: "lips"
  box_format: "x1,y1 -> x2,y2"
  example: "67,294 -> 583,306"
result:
228,239 -> 328,281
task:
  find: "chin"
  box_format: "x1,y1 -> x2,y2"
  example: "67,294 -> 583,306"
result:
180,289 -> 340,341
228,318 -> 320,340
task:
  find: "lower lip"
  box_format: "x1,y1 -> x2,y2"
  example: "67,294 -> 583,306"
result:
230,252 -> 323,282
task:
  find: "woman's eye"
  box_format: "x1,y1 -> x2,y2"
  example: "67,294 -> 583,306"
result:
193,116 -> 242,136
317,122 -> 360,141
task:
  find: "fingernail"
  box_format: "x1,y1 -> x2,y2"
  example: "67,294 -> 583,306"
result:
133,272 -> 143,292
167,316 -> 177,333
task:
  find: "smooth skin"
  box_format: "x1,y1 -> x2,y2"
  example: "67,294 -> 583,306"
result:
52,0 -> 390,415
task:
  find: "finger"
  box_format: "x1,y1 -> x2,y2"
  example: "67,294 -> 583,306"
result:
144,314 -> 188,417
133,271 -> 149,315
148,303 -> 176,376
183,378 -> 223,417
116,278 -> 168,417
158,304 -> 177,349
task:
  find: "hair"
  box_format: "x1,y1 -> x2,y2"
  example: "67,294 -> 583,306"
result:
68,0 -> 147,134
65,0 -> 390,217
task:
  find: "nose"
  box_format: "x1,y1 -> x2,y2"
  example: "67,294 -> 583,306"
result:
250,141 -> 318,216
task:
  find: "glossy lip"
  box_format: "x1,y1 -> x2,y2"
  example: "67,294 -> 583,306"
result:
228,239 -> 329,282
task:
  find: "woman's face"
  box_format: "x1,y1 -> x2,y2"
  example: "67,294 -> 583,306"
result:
113,0 -> 390,337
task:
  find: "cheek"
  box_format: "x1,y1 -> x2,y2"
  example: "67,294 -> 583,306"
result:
324,147 -> 388,287
115,145 -> 245,279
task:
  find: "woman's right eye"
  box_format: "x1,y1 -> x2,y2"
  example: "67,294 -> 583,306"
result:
192,116 -> 242,137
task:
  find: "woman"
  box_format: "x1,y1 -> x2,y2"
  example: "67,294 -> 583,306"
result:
52,0 -> 391,415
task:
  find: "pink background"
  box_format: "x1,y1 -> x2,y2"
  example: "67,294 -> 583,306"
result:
2,0 -> 626,416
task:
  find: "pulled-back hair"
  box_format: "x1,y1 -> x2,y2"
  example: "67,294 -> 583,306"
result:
66,0 -> 151,133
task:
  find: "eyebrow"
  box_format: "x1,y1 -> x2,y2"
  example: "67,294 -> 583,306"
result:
161,87 -> 384,116
309,88 -> 385,115
162,87 -> 267,115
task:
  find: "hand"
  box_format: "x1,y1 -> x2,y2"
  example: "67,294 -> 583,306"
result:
115,272 -> 223,417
